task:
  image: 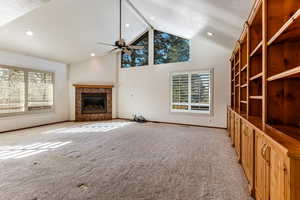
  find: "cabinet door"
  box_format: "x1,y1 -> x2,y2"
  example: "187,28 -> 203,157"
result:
255,132 -> 269,200
227,110 -> 231,135
234,116 -> 241,159
230,113 -> 235,145
241,122 -> 248,171
241,122 -> 254,193
269,145 -> 289,200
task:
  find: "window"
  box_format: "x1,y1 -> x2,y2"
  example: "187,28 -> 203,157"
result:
121,31 -> 149,68
171,70 -> 212,114
154,30 -> 190,65
0,66 -> 54,115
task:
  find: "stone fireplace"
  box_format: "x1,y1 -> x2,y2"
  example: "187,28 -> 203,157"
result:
73,84 -> 113,121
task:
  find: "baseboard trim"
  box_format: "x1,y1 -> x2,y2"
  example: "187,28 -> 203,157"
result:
0,120 -> 70,134
116,118 -> 226,130
0,118 -> 226,134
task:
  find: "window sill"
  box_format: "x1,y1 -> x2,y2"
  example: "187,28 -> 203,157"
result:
170,109 -> 211,115
0,108 -> 55,119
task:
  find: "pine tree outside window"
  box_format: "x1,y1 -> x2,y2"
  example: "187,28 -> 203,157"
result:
154,30 -> 190,65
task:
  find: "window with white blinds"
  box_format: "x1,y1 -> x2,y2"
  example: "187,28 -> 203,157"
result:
28,71 -> 53,111
0,66 -> 54,116
171,70 -> 212,113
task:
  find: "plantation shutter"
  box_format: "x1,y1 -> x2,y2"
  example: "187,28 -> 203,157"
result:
27,71 -> 53,110
191,72 -> 210,111
172,73 -> 189,110
0,67 -> 25,114
171,70 -> 212,113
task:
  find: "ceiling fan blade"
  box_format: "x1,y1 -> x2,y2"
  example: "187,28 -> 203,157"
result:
129,45 -> 144,50
123,48 -> 132,56
98,42 -> 117,47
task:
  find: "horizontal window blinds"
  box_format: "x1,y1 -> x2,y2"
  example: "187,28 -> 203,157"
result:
0,66 -> 54,115
28,71 -> 53,110
191,73 -> 210,111
171,71 -> 211,113
0,67 -> 25,114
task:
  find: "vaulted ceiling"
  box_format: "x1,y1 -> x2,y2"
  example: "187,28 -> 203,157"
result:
0,0 -> 252,64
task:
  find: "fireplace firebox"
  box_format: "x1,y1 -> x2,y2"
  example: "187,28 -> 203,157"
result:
81,93 -> 107,114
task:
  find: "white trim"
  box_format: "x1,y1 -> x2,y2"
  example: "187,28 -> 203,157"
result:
169,69 -> 213,115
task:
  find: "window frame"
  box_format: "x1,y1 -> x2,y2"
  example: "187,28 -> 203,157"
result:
121,31 -> 149,68
153,30 -> 191,65
0,65 -> 55,118
169,69 -> 213,115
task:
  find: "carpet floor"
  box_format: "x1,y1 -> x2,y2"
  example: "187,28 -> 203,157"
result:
0,121 -> 253,200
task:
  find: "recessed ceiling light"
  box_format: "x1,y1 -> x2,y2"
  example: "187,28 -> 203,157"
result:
25,30 -> 34,36
207,32 -> 214,36
91,53 -> 95,57
125,23 -> 130,28
150,16 -> 155,20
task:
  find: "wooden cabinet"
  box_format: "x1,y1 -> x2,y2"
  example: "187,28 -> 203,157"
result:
269,145 -> 289,200
230,111 -> 235,146
227,109 -> 231,136
235,115 -> 241,160
255,131 -> 290,200
229,107 -> 300,200
255,131 -> 269,200
241,120 -> 255,194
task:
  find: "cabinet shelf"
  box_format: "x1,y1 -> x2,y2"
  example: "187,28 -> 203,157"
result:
241,83 -> 248,88
268,66 -> 300,81
266,124 -> 300,143
250,72 -> 263,81
268,9 -> 300,46
235,72 -> 240,77
250,96 -> 262,100
241,101 -> 247,104
241,64 -> 248,72
250,41 -> 262,57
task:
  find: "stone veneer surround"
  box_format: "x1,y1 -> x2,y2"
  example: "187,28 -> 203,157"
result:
74,85 -> 113,122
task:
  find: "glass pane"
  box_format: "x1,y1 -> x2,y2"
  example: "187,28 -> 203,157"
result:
191,73 -> 210,104
154,30 -> 190,65
172,74 -> 188,103
0,67 -> 25,114
121,32 -> 149,68
28,71 -> 53,110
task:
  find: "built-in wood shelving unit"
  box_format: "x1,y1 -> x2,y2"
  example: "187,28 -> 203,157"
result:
230,0 -> 300,144
229,1 -> 300,199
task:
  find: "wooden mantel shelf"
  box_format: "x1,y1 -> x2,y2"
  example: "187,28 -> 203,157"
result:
73,84 -> 114,89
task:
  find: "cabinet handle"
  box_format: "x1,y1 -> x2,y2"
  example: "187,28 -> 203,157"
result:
261,144 -> 267,158
265,146 -> 271,165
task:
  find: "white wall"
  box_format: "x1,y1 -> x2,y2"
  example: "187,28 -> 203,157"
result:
0,50 -> 69,132
69,53 -> 118,120
118,34 -> 231,128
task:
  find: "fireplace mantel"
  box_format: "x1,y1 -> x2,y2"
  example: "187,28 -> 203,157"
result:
73,84 -> 114,89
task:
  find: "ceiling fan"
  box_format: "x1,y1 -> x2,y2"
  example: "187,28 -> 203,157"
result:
97,0 -> 145,56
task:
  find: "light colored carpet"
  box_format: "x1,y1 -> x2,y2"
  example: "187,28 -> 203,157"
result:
0,121 -> 253,200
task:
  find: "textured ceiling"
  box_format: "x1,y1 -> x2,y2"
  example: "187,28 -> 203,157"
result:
0,0 -> 50,26
0,0 -> 252,64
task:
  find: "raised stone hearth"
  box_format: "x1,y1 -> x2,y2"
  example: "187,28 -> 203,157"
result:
74,84 -> 113,122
